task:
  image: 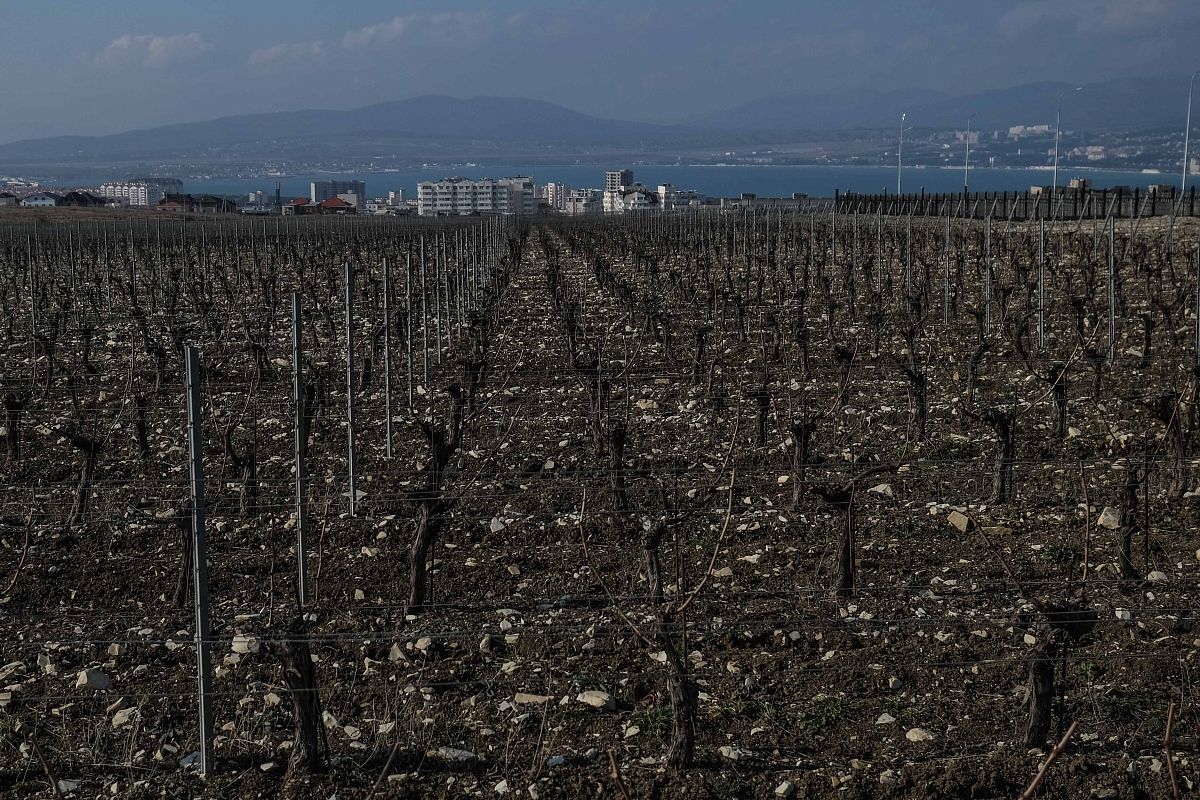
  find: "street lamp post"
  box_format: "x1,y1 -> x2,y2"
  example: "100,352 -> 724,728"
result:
1182,70 -> 1199,197
897,112 -> 906,195
964,112 -> 977,194
1051,86 -> 1083,216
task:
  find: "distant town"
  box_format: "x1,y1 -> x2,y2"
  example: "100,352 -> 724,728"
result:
2,156 -> 1199,218
0,171 -> 805,216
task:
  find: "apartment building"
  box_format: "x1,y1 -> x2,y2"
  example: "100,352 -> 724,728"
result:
99,178 -> 183,207
502,176 -> 535,215
564,188 -> 602,215
417,176 -> 535,216
544,182 -> 570,211
310,180 -> 367,205
605,170 -> 633,193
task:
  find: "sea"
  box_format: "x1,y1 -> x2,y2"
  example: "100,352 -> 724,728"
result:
178,164 -> 1183,202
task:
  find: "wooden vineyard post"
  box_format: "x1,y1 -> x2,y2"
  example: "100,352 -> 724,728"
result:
831,196 -> 838,272
185,346 -> 214,775
1195,245 -> 1200,368
406,251 -> 414,409
442,232 -> 452,355
383,257 -> 394,460
1038,216 -> 1046,351
852,211 -> 859,292
983,212 -> 992,334
1107,217 -> 1116,362
442,232 -> 451,355
875,209 -> 883,292
292,292 -> 309,606
344,262 -> 358,517
471,223 -> 480,310
420,236 -> 429,388
904,211 -> 912,297
455,229 -> 464,329
433,233 -> 443,365
943,212 -> 950,325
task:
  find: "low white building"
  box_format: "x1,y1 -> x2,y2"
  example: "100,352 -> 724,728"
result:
564,188 -> 601,215
1007,124 -> 1051,139
604,185 -> 658,213
657,184 -> 704,209
622,188 -> 658,211
20,192 -> 62,207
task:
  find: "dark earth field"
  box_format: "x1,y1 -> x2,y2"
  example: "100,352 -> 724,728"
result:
1,210 -> 1199,798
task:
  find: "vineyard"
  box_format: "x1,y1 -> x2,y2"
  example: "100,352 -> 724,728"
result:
1,209 -> 1199,799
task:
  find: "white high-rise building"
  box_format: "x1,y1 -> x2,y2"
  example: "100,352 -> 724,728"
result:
545,182 -> 570,211
501,176 -> 535,215
605,170 -> 633,193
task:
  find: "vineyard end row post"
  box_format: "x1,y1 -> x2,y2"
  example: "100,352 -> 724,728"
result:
185,345 -> 214,775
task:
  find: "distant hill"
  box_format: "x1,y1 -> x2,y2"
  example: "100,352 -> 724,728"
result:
696,74 -> 1192,132
0,75 -> 1192,165
0,95 -> 696,161
691,88 -> 952,130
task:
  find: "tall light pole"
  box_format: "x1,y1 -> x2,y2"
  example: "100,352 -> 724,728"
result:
897,112 -> 906,195
1182,69 -> 1199,196
964,112 -> 977,194
1051,86 -> 1083,209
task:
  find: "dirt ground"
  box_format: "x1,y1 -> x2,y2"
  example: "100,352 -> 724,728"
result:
0,212 -> 1198,798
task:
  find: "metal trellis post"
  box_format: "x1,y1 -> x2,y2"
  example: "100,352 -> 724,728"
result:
185,345 -> 214,775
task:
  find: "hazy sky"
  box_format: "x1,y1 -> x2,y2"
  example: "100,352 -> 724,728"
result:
2,0 -> 1197,142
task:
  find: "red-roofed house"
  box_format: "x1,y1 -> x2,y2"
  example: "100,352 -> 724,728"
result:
281,197 -> 313,216
318,197 -> 355,214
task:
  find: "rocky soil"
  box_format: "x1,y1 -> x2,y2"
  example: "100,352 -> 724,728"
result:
0,213 -> 1198,798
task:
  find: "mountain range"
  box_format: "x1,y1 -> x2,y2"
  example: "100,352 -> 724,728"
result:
0,96 -> 695,162
696,75 -> 1191,132
0,74 -> 1191,164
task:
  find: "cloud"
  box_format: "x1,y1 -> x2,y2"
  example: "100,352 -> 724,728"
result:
502,10 -> 573,38
97,33 -> 209,67
247,41 -> 325,66
341,11 -> 495,49
341,15 -> 413,48
244,11 -> 499,70
997,0 -> 1197,39
244,9 -> 569,74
